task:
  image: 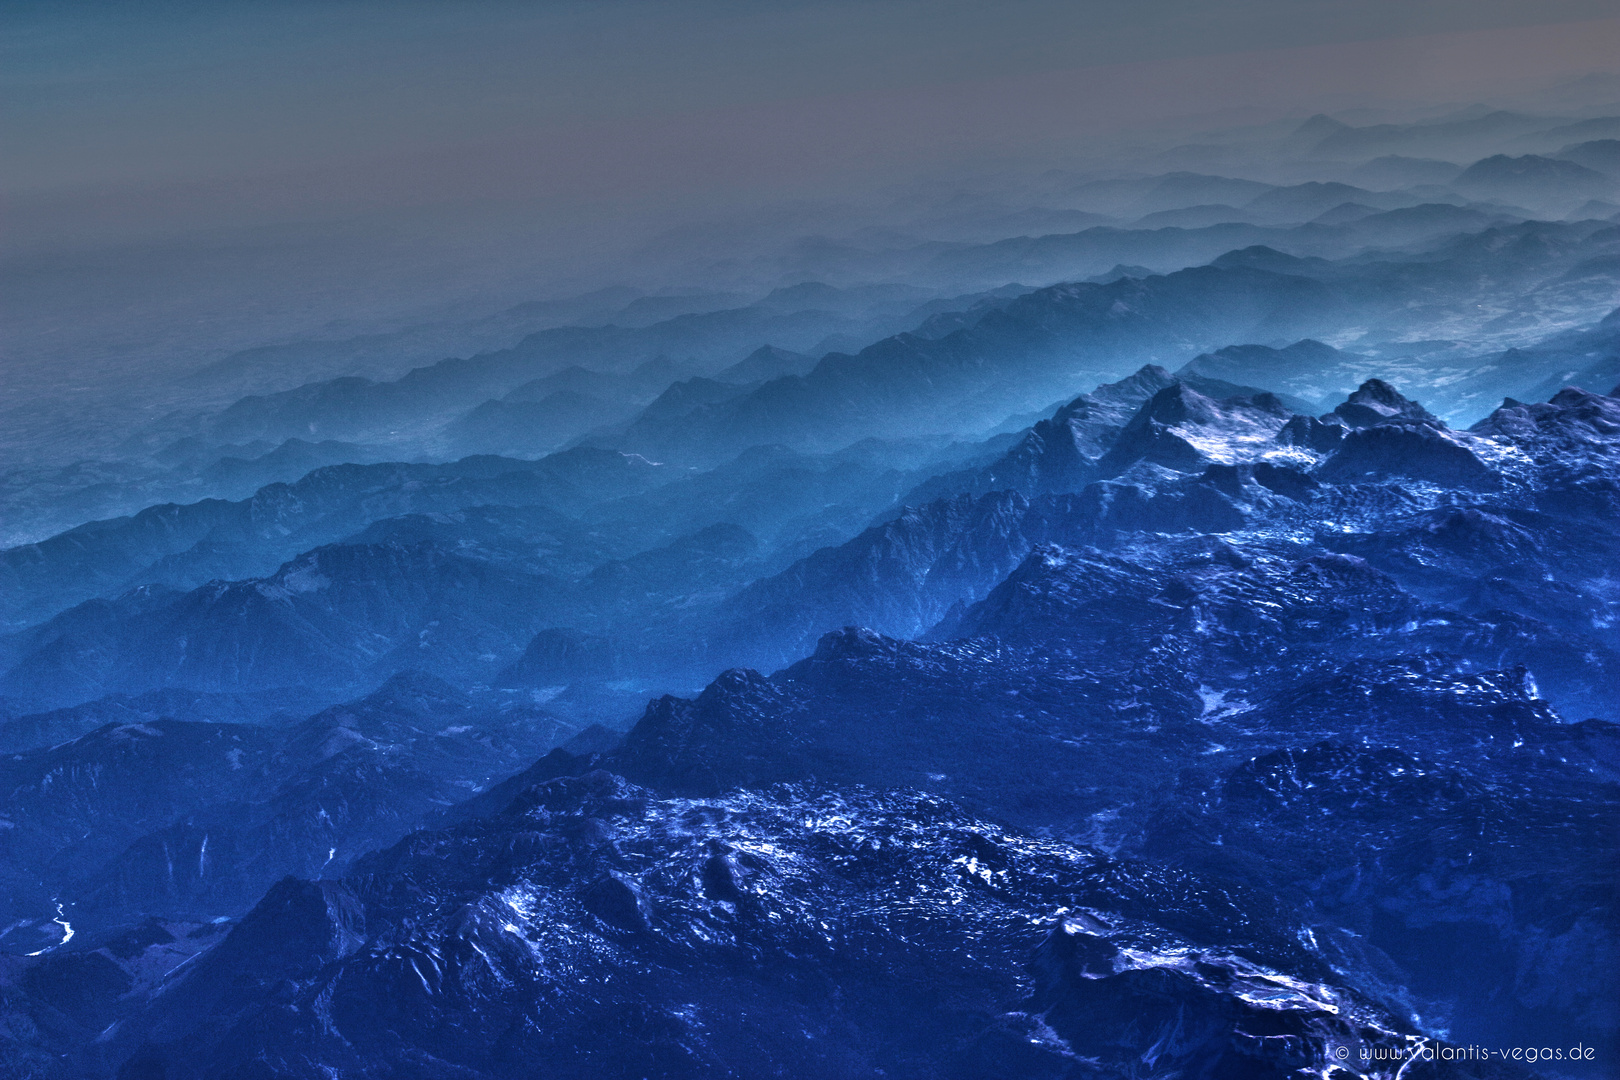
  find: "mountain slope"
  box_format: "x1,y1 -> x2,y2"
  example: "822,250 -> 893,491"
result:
95,777 -> 1524,1080
0,447 -> 666,633
700,379 -> 1619,705
616,264 -> 1342,463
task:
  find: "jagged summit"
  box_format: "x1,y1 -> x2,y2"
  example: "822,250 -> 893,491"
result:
1311,381 -> 1500,488
1096,382 -> 1294,476
1331,378 -> 1439,427
966,367 -> 1310,500
1089,363 -> 1176,404
1470,382 -> 1620,455
961,366 -> 1180,497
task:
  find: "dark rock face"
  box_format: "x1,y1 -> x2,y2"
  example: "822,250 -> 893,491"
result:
1319,422 -> 1497,486
1277,412 -> 1346,451
1333,378 -> 1440,428
1317,378 -> 1486,487
1026,928 -> 1481,1080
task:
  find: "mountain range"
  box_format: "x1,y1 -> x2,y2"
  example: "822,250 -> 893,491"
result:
4,100 -> 1620,1080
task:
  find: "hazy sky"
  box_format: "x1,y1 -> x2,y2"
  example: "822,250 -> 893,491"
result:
4,1 -> 1620,388
8,1 -> 1620,235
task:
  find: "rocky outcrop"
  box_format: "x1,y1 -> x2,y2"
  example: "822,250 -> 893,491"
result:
1332,378 -> 1439,428
101,777 -> 1494,1080
1319,422 -> 1496,487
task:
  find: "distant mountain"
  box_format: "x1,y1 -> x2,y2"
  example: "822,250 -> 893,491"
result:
1330,202 -> 1499,245
1307,109 -> 1553,160
0,685 -> 319,754
192,437 -> 390,493
1063,171 -> 1276,217
1515,315 -> 1620,404
1175,339 -> 1358,408
1512,114 -> 1620,153
98,214 -> 1608,498
1280,112 -> 1351,154
898,193 -> 1117,241
577,434 -> 1007,571
442,391 -> 624,458
196,284 -> 975,449
1453,153 -> 1616,210
1,489 -> 878,711
172,285 -> 668,399
1243,181 -> 1386,223
1129,171 -> 1277,212
920,220 -> 1289,287
1428,307 -> 1620,417
712,344 -> 817,384
1345,154 -> 1462,187
1129,204 -> 1255,229
0,504 -> 773,711
1556,138 -> 1620,178
0,447 -> 667,633
496,627 -> 618,687
618,376 -> 751,448
500,364 -> 627,402
803,189 -> 1537,297
1310,202 -> 1380,226
0,540 -> 571,711
617,222 -> 1620,464
613,263 -> 1344,465
0,436 -> 405,552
